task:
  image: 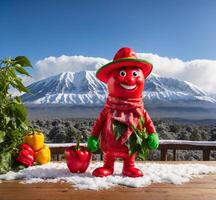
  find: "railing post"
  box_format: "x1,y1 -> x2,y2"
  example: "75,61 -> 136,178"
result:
161,148 -> 168,161
57,154 -> 61,161
173,149 -> 176,161
203,149 -> 210,161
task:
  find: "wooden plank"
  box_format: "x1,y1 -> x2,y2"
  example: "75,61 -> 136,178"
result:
1,175 -> 216,200
1,161 -> 215,200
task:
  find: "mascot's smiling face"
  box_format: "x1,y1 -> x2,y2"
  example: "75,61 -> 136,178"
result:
107,66 -> 145,98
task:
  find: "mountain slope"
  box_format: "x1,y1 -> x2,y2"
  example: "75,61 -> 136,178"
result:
21,71 -> 216,106
144,74 -> 216,105
21,71 -> 107,105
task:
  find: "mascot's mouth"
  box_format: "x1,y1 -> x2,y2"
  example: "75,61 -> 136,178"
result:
120,84 -> 136,90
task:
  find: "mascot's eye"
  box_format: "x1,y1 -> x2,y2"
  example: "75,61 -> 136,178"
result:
132,70 -> 139,77
119,70 -> 126,77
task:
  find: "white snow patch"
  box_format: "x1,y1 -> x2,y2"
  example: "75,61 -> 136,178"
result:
0,162 -> 216,190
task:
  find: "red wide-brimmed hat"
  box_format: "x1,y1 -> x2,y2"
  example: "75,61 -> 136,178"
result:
96,47 -> 153,83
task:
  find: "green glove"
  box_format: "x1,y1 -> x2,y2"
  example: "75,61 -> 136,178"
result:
87,136 -> 99,152
147,133 -> 159,150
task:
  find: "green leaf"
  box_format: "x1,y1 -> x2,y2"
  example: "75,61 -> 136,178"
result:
20,121 -> 29,130
0,151 -> 12,174
131,144 -> 139,155
131,124 -> 144,145
138,116 -> 145,129
135,132 -> 143,145
7,120 -> 17,130
14,96 -> 21,103
131,124 -> 139,135
126,133 -> 137,155
15,65 -> 31,76
5,102 -> 27,122
8,68 -> 17,79
12,78 -> 29,93
7,68 -> 28,93
5,116 -> 10,126
13,103 -> 27,121
0,131 -> 6,143
14,56 -> 32,67
138,147 -> 149,160
0,81 -> 5,91
112,120 -> 127,140
140,127 -> 148,140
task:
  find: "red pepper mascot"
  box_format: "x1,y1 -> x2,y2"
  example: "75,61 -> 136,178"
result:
87,47 -> 159,177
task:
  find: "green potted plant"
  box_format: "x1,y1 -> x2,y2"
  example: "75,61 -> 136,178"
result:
0,56 -> 32,174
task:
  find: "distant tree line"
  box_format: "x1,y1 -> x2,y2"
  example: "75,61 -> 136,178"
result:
30,118 -> 216,143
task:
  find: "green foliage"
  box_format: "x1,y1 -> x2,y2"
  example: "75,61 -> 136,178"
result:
127,117 -> 150,160
113,117 -> 150,160
0,56 -> 32,174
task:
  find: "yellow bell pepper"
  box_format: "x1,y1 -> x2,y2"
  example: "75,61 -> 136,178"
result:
35,145 -> 51,164
24,131 -> 44,151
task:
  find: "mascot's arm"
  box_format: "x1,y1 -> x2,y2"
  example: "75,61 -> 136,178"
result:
143,110 -> 156,134
87,107 -> 108,152
143,110 -> 159,150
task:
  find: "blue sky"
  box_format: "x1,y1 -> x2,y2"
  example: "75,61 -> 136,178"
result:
1,0 -> 216,93
1,0 -> 216,64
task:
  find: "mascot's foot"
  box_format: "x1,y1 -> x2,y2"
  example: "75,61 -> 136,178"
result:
122,167 -> 143,177
92,167 -> 114,177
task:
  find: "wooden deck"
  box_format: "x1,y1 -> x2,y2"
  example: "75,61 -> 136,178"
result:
1,161 -> 216,200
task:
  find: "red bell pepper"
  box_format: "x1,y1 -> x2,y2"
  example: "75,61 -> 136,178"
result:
15,143 -> 35,167
65,145 -> 92,173
65,132 -> 92,173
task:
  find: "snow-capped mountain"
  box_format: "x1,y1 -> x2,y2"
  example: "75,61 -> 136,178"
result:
21,71 -> 216,106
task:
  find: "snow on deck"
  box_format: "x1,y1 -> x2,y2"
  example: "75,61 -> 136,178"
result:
1,162 -> 216,190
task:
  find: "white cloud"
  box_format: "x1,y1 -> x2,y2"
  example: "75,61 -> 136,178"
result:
30,55 -> 109,85
25,53 -> 216,93
138,53 -> 216,93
